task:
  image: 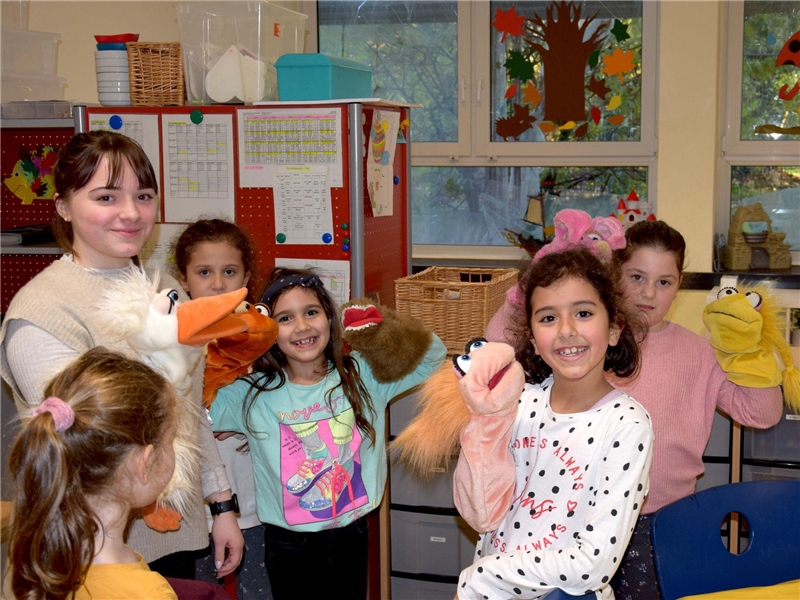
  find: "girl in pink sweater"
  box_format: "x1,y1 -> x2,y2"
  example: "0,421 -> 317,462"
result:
608,220 -> 783,599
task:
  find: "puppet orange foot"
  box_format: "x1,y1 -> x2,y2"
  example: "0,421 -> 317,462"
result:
141,502 -> 182,532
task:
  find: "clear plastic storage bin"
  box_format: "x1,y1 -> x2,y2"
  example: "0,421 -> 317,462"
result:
1,73 -> 65,102
175,1 -> 307,104
1,29 -> 60,77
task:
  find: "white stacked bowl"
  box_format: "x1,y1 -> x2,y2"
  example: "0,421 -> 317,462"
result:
95,50 -> 130,106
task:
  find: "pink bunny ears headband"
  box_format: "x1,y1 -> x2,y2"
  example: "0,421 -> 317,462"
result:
532,209 -> 626,264
33,396 -> 75,432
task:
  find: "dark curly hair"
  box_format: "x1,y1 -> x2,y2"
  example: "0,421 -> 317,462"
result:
513,248 -> 645,385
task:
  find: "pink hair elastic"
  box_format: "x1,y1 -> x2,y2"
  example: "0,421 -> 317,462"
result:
33,396 -> 75,432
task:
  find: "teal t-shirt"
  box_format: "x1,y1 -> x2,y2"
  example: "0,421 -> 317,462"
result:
209,335 -> 446,531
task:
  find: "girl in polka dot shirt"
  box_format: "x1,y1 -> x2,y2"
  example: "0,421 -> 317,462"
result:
454,249 -> 654,600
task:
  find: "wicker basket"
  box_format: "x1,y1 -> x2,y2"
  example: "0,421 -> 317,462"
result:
395,267 -> 518,355
126,42 -> 185,106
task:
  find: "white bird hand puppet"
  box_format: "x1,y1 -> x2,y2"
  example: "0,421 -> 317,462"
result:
94,266 -> 247,531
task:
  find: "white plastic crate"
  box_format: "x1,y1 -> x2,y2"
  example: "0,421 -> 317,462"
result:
1,29 -> 59,77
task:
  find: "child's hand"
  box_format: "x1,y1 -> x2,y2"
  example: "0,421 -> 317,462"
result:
342,297 -> 433,383
456,341 -> 524,417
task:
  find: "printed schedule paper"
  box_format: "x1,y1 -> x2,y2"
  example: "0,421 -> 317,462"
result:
273,165 -> 334,246
237,107 -> 344,188
161,113 -> 235,222
89,113 -> 161,191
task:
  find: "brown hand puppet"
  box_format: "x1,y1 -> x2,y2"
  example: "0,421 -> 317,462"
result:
341,297 -> 433,383
203,301 -> 279,408
391,338 -> 525,478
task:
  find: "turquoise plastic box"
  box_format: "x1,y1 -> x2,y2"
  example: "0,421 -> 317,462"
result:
276,54 -> 372,100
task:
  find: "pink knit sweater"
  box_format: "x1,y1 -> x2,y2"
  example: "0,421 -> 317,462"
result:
608,321 -> 783,514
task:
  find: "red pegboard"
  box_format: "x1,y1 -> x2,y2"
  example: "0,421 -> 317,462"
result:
1,103 -> 411,314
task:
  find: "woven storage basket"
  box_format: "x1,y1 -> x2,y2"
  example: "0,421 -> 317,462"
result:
395,267 -> 518,355
126,42 -> 185,106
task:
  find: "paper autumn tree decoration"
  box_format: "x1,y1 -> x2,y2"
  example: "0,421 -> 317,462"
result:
492,0 -> 638,141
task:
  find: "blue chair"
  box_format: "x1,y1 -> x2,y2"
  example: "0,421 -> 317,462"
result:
651,480 -> 800,600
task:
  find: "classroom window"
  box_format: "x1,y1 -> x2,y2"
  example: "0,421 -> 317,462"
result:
719,1 -> 800,266
319,0 -> 657,260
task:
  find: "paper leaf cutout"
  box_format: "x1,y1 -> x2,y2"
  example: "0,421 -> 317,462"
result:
522,81 -> 542,107
493,6 -> 526,44
611,19 -> 630,42
495,103 -> 537,141
602,47 -> 636,83
558,121 -> 577,130
505,84 -> 518,99
606,94 -> 622,111
574,122 -> 588,138
505,50 -> 535,82
588,50 -> 600,69
588,76 -> 611,99
538,122 -> 557,133
606,114 -> 626,126
779,83 -> 800,101
591,106 -> 601,124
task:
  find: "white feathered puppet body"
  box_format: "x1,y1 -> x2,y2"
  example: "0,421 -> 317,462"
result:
94,267 -> 247,530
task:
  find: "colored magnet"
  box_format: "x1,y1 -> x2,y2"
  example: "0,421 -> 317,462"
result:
342,244 -> 350,252
109,115 -> 123,130
341,223 -> 349,230
276,233 -> 286,243
190,109 -> 204,124
343,237 -> 350,245
322,232 -> 332,244
393,175 -> 400,185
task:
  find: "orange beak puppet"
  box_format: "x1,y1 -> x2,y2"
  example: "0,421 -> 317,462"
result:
94,267 -> 248,531
203,300 -> 279,408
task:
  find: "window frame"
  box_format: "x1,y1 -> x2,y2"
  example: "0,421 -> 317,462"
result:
717,0 -> 800,266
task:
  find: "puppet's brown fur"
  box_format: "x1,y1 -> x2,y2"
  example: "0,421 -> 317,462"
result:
390,364 -> 471,477
342,298 -> 433,383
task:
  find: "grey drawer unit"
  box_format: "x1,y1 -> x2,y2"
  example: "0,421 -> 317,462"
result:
391,576 -> 458,600
390,510 -> 478,577
743,406 -> 800,463
696,461 -> 731,492
390,452 -> 456,508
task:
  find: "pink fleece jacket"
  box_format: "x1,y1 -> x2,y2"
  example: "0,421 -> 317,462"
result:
608,321 -> 783,513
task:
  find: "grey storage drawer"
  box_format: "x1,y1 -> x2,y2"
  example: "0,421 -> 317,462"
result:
390,453 -> 456,508
390,510 -> 478,577
391,577 -> 458,600
696,461 -> 730,492
741,463 -> 800,482
743,406 -> 800,463
389,389 -> 420,437
703,410 -> 731,458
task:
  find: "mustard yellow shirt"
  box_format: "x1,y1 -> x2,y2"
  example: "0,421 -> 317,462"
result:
74,552 -> 177,600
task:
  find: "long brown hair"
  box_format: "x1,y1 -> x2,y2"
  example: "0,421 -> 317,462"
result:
8,348 -> 175,600
514,249 -> 644,385
613,219 -> 687,276
244,267 -> 377,446
52,131 -> 158,257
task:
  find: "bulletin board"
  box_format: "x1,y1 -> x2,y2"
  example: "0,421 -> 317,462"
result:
82,102 -> 411,306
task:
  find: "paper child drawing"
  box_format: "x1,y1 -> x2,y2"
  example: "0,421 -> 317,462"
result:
281,407 -> 368,525
4,144 -> 57,204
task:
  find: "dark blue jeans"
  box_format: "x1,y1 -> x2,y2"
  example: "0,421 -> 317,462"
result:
264,515 -> 369,600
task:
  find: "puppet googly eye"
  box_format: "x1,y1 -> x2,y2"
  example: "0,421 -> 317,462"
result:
585,232 -> 602,242
254,303 -> 270,317
717,287 -> 738,300
465,337 -> 488,354
745,291 -> 762,310
234,301 -> 250,314
453,353 -> 472,378
167,289 -> 180,303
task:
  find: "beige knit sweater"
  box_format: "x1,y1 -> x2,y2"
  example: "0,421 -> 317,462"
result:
0,258 -> 230,563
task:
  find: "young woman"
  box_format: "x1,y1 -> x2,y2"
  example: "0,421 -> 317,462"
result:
0,131 -> 243,579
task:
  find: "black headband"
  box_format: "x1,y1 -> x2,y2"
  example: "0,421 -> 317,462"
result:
261,274 -> 323,305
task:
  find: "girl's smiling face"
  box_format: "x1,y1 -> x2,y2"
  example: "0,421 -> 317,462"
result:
619,246 -> 681,332
272,286 -> 331,381
530,276 -> 619,388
